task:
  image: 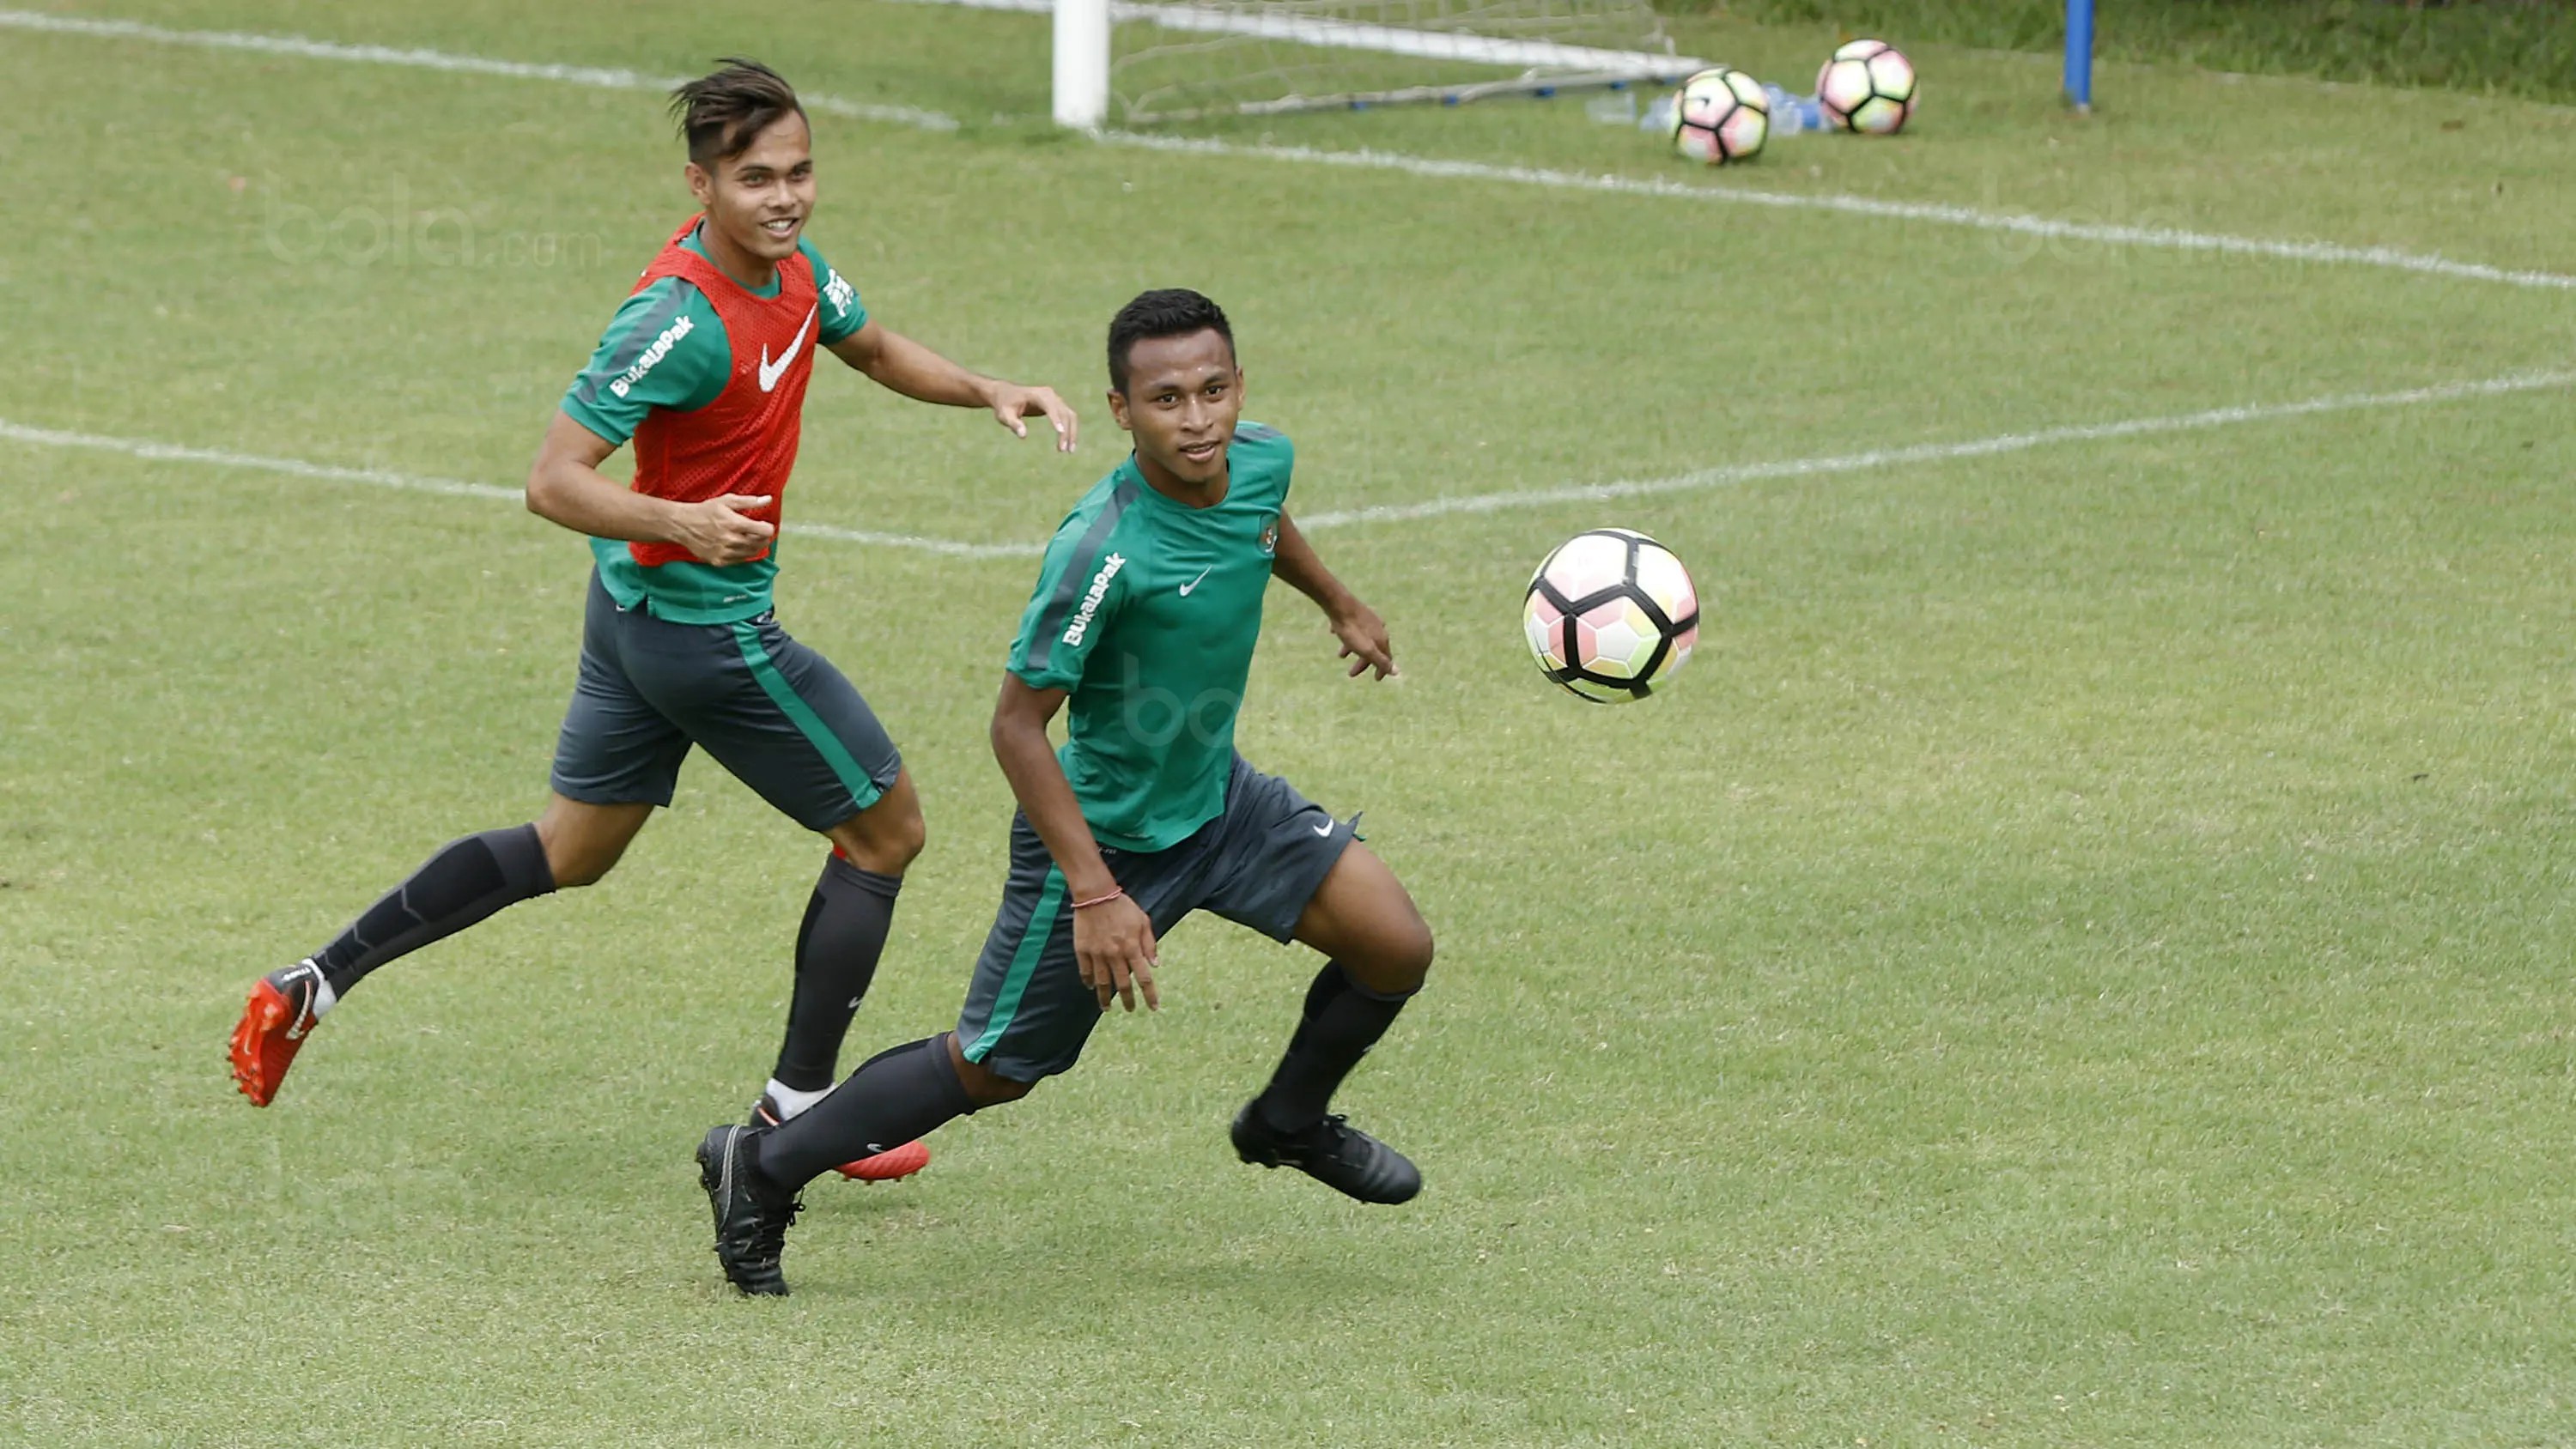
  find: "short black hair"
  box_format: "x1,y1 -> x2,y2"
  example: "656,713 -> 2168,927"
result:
1108,288 -> 1235,394
669,59 -> 805,167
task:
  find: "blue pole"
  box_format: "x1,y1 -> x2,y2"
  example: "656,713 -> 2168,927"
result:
2065,0 -> 2094,111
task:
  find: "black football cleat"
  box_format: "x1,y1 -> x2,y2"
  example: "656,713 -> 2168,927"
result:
1230,1105 -> 1421,1204
696,1125 -> 800,1296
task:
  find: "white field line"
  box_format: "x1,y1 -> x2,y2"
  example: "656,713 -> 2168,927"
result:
9,7 -> 2571,290
0,420 -> 523,501
1293,367 -> 2576,527
12,369 -> 2572,553
1097,131 -> 2576,292
0,419 -> 1042,559
0,8 -> 960,131
904,0 -> 1697,75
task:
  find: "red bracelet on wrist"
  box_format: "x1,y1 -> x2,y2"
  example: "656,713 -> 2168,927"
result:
1070,887 -> 1126,910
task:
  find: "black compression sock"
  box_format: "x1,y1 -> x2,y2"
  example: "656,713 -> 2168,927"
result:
754,1036 -> 975,1193
311,825 -> 556,997
771,854 -> 902,1094
1252,962 -> 1415,1135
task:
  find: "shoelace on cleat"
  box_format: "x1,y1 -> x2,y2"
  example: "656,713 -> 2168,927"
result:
1314,1117 -> 1404,1185
745,1198 -> 802,1264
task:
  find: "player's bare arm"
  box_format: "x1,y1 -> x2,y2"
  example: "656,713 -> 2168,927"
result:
1269,510 -> 1395,679
525,411 -> 776,566
826,322 -> 1078,452
710,293 -> 1425,1295
989,675 -> 1158,1012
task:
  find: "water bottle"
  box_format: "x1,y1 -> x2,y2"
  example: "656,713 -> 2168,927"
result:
1584,88 -> 1640,125
1639,90 -> 1676,136
1760,82 -> 1827,136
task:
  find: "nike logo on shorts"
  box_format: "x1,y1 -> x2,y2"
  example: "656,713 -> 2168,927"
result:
1178,566 -> 1212,596
758,306 -> 817,393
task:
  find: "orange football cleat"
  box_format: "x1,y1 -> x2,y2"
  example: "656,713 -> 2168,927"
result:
229,961 -> 328,1106
836,1139 -> 931,1182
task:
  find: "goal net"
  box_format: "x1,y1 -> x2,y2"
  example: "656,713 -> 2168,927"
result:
930,0 -> 1700,127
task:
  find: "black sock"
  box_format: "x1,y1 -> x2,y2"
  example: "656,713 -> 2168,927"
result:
311,825 -> 556,997
753,1036 -> 975,1193
771,854 -> 903,1093
1253,962 -> 1414,1134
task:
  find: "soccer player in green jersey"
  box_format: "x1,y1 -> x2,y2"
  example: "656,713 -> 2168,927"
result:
692,289 -> 1436,1295
228,61 -> 1078,1182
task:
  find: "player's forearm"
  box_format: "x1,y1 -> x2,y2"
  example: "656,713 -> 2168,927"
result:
1270,514 -> 1358,616
990,711 -> 1118,900
858,328 -> 1001,409
526,458 -> 686,544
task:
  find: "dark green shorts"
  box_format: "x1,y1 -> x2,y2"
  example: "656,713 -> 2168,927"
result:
548,570 -> 901,832
956,755 -> 1355,1082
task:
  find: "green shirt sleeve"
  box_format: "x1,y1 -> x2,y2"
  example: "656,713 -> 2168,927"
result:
1008,506 -> 1132,693
1230,422 -> 1295,510
561,277 -> 731,446
799,239 -> 868,346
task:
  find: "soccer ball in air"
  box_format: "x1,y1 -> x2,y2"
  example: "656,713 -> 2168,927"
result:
1817,39 -> 1917,135
1669,66 -> 1768,166
1522,529 -> 1701,703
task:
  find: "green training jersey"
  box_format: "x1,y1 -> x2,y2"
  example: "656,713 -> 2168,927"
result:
1006,423 -> 1294,852
558,224 -> 866,621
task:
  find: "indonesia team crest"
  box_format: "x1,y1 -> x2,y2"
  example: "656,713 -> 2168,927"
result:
1258,516 -> 1279,555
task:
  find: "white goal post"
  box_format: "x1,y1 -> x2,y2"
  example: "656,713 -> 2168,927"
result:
1057,0 -> 1115,126
918,0 -> 1701,127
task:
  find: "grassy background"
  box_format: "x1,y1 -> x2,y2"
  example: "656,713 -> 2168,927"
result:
1704,0 -> 2576,107
3,1 -> 2575,1446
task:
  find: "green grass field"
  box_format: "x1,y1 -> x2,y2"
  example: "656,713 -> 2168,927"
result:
5,2 -> 2575,1445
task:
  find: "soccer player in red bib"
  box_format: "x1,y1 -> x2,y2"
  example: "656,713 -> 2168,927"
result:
227,60 -> 1077,1182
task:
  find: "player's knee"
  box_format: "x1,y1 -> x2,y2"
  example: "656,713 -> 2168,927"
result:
880,805 -> 927,871
1344,918 -> 1433,995
550,854 -> 617,889
945,1034 -> 1037,1107
971,1072 -> 1036,1108
1385,920 -> 1435,991
535,826 -> 619,888
835,799 -> 926,876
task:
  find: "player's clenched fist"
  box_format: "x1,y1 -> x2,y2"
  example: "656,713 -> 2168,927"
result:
671,494 -> 777,565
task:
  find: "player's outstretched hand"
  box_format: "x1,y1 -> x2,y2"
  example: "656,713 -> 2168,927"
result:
1330,602 -> 1398,680
1072,892 -> 1158,1013
672,494 -> 777,566
987,382 -> 1079,454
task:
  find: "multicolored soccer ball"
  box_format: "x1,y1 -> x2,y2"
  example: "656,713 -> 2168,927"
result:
1668,66 -> 1769,166
1817,39 -> 1917,135
1522,529 -> 1701,703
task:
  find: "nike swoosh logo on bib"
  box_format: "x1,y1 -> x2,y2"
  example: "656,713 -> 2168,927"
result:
758,306 -> 817,393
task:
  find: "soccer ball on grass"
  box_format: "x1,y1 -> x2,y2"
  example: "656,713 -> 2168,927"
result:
1816,39 -> 1917,135
1522,529 -> 1701,703
1668,66 -> 1769,166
